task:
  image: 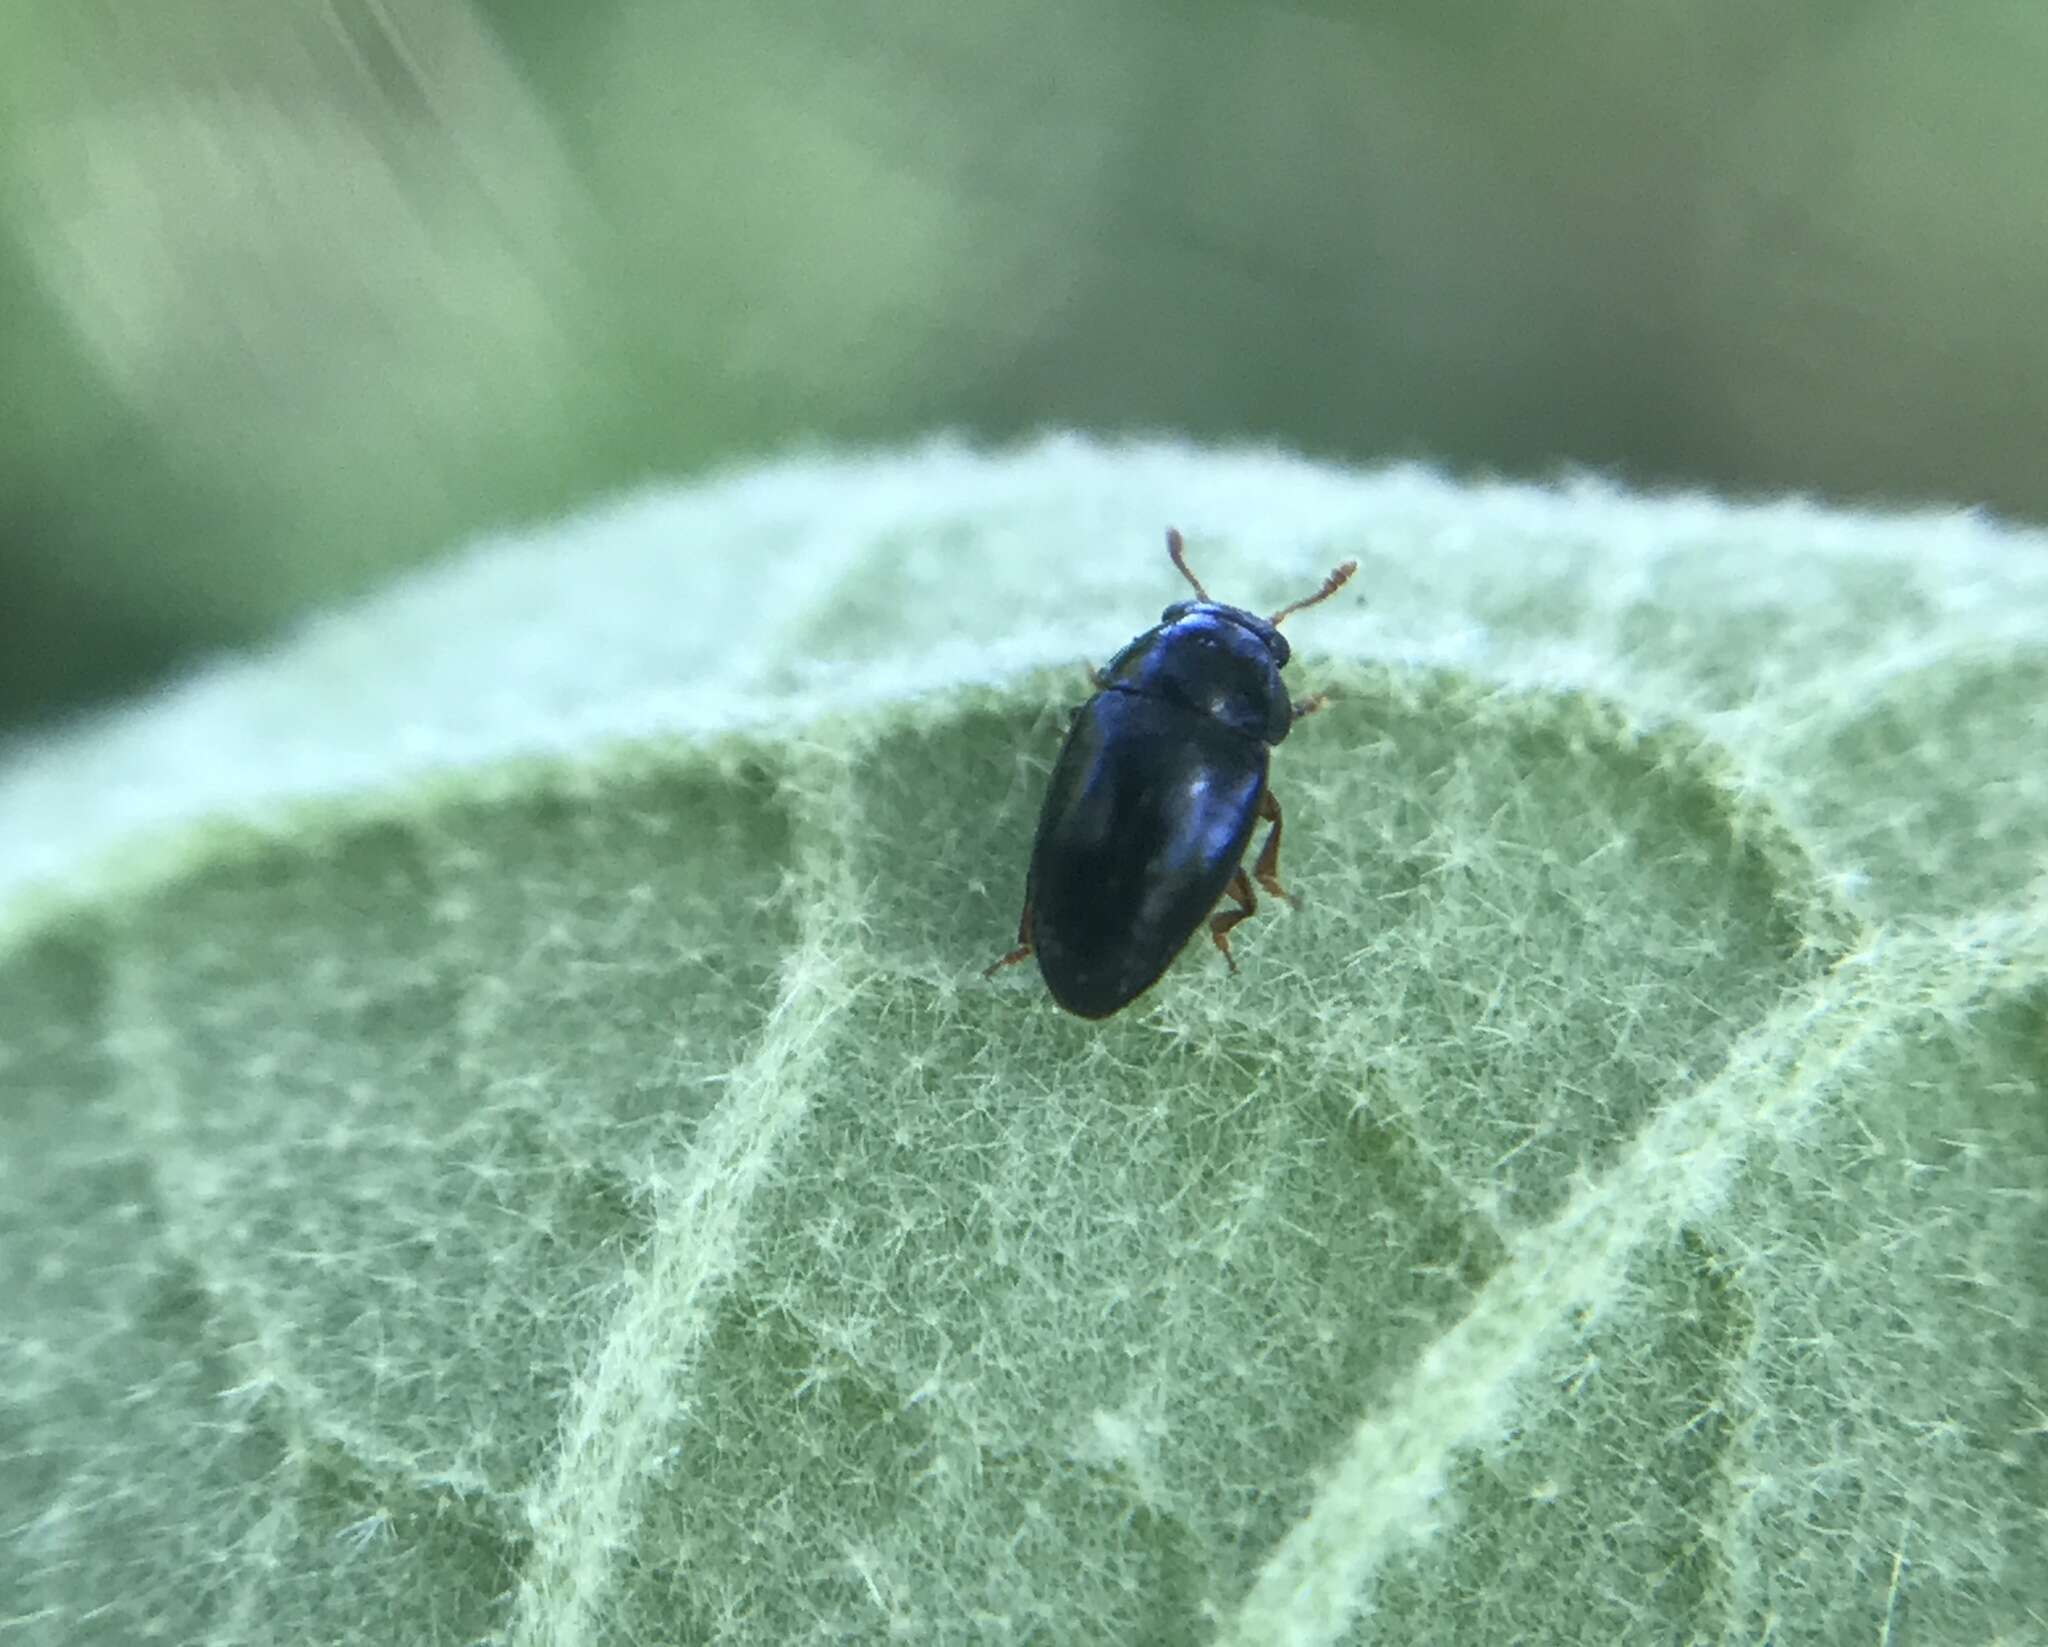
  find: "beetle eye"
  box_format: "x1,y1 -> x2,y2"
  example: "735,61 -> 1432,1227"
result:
1160,601 -> 1196,623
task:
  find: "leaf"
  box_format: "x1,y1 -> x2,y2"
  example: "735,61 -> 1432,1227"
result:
3,438 -> 2044,1644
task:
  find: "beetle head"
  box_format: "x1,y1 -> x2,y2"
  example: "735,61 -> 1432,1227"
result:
1159,599 -> 1290,667
1103,604 -> 1293,743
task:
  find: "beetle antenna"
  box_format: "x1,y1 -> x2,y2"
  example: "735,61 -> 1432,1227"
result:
1165,528 -> 1211,601
1270,559 -> 1359,627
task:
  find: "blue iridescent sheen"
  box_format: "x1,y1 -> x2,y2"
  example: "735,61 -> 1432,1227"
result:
991,535 -> 1354,1018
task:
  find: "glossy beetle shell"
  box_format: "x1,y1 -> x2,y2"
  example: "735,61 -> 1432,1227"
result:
988,531 -> 1355,1018
1027,663 -> 1272,1017
1028,606 -> 1286,1017
1099,603 -> 1294,743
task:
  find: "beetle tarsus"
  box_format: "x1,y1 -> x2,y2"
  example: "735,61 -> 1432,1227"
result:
1251,788 -> 1295,906
984,943 -> 1033,978
1208,869 -> 1258,971
985,903 -> 1035,978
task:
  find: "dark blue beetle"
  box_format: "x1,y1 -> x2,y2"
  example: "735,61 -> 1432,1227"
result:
988,529 -> 1356,1017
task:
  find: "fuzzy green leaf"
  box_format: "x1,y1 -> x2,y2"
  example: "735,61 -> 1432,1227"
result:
3,439 -> 2044,1644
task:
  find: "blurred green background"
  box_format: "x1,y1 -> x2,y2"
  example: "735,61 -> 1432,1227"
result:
4,2 -> 2045,734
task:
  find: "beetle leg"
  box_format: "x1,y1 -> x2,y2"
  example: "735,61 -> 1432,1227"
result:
984,901 -> 1035,978
1251,788 -> 1296,907
1291,691 -> 1333,720
1208,870 -> 1257,973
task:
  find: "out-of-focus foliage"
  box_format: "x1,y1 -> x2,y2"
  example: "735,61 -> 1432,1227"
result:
3,2 -> 2045,727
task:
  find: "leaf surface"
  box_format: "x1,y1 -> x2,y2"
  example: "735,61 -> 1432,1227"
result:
4,439 -> 2044,1644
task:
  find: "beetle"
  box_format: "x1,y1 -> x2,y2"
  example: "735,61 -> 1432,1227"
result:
986,528 -> 1357,1018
